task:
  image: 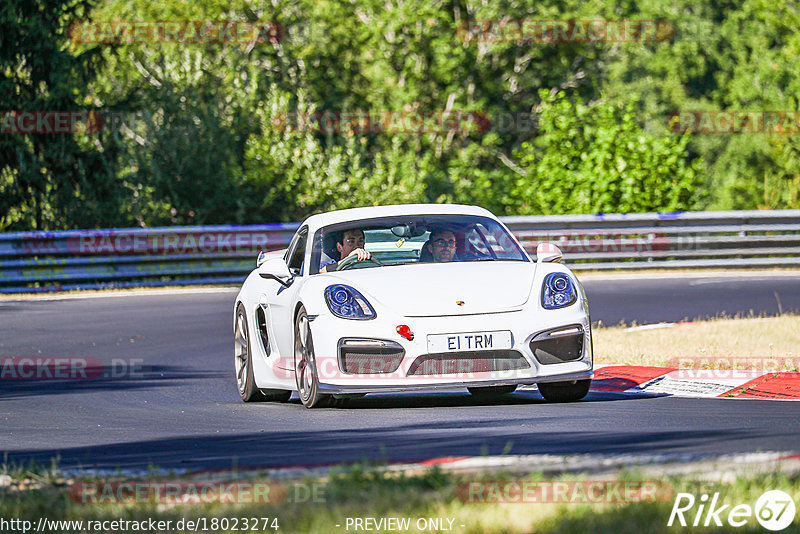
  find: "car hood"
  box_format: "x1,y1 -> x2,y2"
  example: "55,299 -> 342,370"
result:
328,261 -> 537,317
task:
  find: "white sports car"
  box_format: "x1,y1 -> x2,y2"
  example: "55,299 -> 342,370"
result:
233,204 -> 593,408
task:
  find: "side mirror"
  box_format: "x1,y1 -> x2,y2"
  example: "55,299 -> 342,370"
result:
258,257 -> 293,287
256,249 -> 286,267
536,242 -> 562,263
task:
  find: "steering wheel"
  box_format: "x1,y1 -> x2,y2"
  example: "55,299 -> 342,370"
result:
336,254 -> 383,271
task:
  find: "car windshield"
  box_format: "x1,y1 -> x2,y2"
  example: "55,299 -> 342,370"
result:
311,214 -> 528,274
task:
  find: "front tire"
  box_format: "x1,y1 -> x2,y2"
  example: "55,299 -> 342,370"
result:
537,379 -> 591,402
235,303 -> 291,403
294,306 -> 330,408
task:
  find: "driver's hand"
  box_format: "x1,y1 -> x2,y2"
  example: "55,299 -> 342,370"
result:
347,248 -> 371,261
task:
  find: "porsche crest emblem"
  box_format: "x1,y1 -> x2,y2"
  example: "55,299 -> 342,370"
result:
456,301 -> 465,306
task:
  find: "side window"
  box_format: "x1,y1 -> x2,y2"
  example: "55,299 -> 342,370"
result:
286,228 -> 308,275
467,227 -> 491,255
475,223 -> 524,259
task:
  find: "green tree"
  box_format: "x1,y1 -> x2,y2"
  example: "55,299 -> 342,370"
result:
0,0 -> 123,230
238,89 -> 430,221
512,90 -> 700,214
14,0 -> 800,230
598,0 -> 800,210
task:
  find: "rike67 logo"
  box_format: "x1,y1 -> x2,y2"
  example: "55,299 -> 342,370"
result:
668,490 -> 796,531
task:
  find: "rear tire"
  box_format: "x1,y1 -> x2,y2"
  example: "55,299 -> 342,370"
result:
537,379 -> 591,402
235,303 -> 291,403
468,385 -> 517,397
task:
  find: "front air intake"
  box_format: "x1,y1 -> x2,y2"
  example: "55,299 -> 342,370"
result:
338,339 -> 405,374
407,350 -> 529,376
529,325 -> 584,364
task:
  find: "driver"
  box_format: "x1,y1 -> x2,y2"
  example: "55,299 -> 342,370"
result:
321,229 -> 371,272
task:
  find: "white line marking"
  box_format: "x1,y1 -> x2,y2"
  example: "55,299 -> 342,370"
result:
579,270 -> 800,281
624,322 -> 677,332
0,287 -> 239,303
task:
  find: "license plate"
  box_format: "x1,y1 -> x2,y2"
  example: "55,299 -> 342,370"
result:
427,331 -> 512,353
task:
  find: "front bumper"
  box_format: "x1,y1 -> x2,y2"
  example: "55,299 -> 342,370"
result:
308,305 -> 593,394
316,368 -> 594,394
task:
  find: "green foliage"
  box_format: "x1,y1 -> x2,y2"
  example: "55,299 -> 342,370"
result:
4,465 -> 800,534
512,91 -> 700,214
237,89 -> 430,222
0,0 -> 125,230
3,0 -> 799,231
599,0 -> 800,210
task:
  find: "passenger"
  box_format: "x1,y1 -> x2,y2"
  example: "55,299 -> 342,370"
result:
425,229 -> 458,263
321,229 -> 371,272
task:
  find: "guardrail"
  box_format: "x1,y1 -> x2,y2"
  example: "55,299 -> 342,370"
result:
1,210 -> 798,293
0,224 -> 299,293
504,209 -> 800,270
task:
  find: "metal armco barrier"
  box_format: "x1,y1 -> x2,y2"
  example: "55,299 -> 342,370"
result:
0,224 -> 299,293
504,209 -> 800,270
1,210 -> 798,293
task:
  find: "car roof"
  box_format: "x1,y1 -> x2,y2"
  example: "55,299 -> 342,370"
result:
302,204 -> 496,230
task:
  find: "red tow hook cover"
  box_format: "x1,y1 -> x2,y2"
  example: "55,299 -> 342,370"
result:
396,325 -> 414,341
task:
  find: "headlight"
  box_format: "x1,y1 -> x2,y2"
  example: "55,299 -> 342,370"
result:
324,284 -> 376,320
541,273 -> 577,309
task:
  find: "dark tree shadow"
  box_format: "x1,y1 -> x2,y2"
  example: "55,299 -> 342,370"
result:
0,365 -> 226,399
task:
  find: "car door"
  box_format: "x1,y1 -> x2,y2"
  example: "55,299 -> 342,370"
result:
267,226 -> 308,370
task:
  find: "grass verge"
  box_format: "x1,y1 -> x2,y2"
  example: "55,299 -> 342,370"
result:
593,314 -> 800,368
2,460 -> 799,533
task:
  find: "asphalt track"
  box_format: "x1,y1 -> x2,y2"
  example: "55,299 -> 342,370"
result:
1,272 -> 799,472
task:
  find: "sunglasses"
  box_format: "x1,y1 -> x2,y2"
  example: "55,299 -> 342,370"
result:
432,239 -> 456,247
